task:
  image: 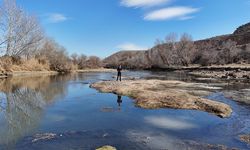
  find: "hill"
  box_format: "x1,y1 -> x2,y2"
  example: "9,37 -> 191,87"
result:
104,22 -> 250,69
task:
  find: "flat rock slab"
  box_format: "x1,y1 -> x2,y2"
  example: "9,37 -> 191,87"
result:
90,80 -> 232,118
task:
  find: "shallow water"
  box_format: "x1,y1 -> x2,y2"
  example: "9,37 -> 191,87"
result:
0,71 -> 249,150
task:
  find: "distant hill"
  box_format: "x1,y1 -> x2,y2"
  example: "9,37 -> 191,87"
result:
104,22 -> 250,69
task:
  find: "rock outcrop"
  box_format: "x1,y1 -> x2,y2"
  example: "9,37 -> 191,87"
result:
90,80 -> 232,118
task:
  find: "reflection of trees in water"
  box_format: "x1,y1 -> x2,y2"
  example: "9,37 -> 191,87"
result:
2,88 -> 45,146
0,74 -> 72,146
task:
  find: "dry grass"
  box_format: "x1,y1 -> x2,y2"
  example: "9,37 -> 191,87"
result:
91,80 -> 232,118
0,57 -> 51,74
12,58 -> 50,71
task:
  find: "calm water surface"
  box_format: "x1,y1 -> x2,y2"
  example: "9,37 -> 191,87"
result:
0,71 -> 250,150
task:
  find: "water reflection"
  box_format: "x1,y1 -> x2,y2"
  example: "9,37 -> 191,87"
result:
0,71 -> 249,149
0,75 -> 71,147
117,95 -> 122,107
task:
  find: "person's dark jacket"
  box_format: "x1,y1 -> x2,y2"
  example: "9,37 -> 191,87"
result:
117,66 -> 122,72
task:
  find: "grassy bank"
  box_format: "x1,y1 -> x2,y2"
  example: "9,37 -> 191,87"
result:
0,68 -> 116,78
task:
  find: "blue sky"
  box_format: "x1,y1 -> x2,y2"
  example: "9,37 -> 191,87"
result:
14,0 -> 250,58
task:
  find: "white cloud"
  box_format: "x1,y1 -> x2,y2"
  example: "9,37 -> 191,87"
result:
144,6 -> 199,21
47,13 -> 68,23
116,43 -> 146,50
121,0 -> 171,8
144,116 -> 197,130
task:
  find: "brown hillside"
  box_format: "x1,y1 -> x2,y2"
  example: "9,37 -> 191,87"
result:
104,22 -> 250,69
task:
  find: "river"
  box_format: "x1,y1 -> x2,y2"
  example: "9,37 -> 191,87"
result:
0,71 -> 249,150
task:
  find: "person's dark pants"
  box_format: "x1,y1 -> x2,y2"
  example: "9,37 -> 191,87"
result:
117,72 -> 121,81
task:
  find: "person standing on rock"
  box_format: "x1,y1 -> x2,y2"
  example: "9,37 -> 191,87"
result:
117,65 -> 122,81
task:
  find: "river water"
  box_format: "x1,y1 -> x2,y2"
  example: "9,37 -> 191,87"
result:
0,71 -> 249,150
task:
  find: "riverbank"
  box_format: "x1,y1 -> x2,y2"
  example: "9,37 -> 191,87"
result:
90,79 -> 232,118
0,68 -> 116,78
76,68 -> 116,73
163,64 -> 250,80
189,70 -> 250,79
141,64 -> 250,71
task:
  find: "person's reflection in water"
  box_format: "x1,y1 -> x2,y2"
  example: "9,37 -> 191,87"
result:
117,95 -> 123,110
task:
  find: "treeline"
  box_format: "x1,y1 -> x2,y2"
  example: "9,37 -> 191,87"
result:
194,38 -> 250,66
104,32 -> 250,69
0,0 -> 102,73
153,33 -> 197,67
154,33 -> 250,67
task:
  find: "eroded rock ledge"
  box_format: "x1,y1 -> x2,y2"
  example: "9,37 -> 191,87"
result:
90,80 -> 232,118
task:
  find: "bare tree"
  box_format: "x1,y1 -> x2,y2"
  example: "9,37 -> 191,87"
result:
244,44 -> 250,63
86,56 -> 102,68
78,54 -> 87,69
151,33 -> 178,67
165,32 -> 178,44
38,38 -> 73,72
164,33 -> 178,66
176,33 -> 196,66
70,53 -> 78,65
0,0 -> 44,58
221,39 -> 238,64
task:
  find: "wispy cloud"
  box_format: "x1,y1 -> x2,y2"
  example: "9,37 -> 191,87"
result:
121,0 -> 171,8
144,7 -> 200,21
47,13 -> 68,23
117,43 -> 146,50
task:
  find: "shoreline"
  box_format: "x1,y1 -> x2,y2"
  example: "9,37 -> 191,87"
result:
76,68 -> 116,73
0,68 -> 116,78
1,65 -> 250,80
144,64 -> 250,80
145,64 -> 250,71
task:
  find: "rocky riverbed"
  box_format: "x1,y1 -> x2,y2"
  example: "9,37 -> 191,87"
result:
16,131 -> 239,150
90,80 -> 232,118
189,70 -> 250,80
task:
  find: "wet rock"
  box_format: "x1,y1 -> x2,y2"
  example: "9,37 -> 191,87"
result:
176,140 -> 239,150
239,134 -> 250,145
90,80 -> 232,118
242,75 -> 250,79
32,133 -> 57,143
221,75 -> 228,79
96,145 -> 117,150
227,72 -> 237,78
